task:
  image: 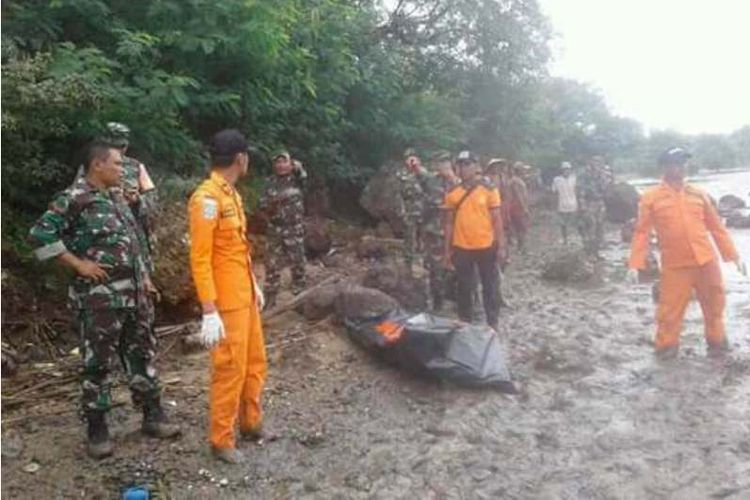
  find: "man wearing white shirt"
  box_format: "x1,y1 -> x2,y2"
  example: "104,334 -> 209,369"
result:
551,161 -> 582,245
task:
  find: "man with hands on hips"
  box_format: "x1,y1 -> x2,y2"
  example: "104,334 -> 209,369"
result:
188,129 -> 266,463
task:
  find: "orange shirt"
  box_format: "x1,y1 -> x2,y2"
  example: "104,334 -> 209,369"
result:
444,181 -> 502,250
188,171 -> 254,311
629,181 -> 738,270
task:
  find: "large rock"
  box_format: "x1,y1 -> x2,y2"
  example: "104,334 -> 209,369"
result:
299,284 -> 341,320
542,251 -> 596,283
152,201 -> 195,306
359,164 -> 406,236
604,182 -> 639,224
718,194 -> 746,215
305,218 -> 332,258
334,285 -> 399,319
726,211 -> 750,228
362,263 -> 427,311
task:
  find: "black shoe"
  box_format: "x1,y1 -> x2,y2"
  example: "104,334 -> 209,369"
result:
86,411 -> 114,459
142,399 -> 181,439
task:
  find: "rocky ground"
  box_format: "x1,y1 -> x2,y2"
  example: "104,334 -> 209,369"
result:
2,212 -> 749,499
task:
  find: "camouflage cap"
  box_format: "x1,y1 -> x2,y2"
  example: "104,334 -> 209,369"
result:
403,148 -> 418,160
430,150 -> 452,162
272,150 -> 291,162
486,158 -> 508,172
104,122 -> 130,148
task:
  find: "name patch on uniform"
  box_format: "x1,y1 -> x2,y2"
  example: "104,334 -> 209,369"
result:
221,207 -> 236,218
202,198 -> 218,220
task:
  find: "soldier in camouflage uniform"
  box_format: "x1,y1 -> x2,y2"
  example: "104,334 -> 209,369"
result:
576,155 -> 615,257
421,151 -> 460,310
29,142 -> 179,459
258,151 -> 307,309
74,123 -> 160,342
397,149 -> 427,272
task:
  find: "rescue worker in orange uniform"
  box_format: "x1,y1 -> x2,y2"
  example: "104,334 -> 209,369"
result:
188,129 -> 267,463
627,147 -> 745,358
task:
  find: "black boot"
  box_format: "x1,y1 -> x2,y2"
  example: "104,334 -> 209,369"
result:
142,399 -> 181,439
86,411 -> 114,459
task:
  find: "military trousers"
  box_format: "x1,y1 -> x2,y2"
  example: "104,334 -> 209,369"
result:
77,306 -> 161,415
265,230 -> 307,297
423,233 -> 447,309
403,216 -> 421,268
580,201 -> 607,255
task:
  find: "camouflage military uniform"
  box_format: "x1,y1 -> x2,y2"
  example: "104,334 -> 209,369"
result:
259,167 -> 307,301
421,173 -> 458,310
76,155 -> 158,346
396,168 -> 424,268
28,177 -> 161,415
576,167 -> 613,256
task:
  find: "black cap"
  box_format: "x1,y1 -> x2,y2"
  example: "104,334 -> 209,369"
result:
658,147 -> 692,166
209,129 -> 249,160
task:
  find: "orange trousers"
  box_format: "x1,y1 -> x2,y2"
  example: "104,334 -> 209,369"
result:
210,305 -> 267,449
655,259 -> 726,351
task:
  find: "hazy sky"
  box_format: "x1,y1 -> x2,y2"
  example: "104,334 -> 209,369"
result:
539,0 -> 750,135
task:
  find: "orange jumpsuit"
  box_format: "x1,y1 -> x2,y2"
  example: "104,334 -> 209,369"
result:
188,171 -> 267,450
629,181 -> 738,351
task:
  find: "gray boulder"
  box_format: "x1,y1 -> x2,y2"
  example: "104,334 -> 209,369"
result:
362,263 -> 428,311
359,164 -> 406,236
604,182 -> 639,224
726,211 -> 750,229
542,251 -> 596,283
718,194 -> 746,215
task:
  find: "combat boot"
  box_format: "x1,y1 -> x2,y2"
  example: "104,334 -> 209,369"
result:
141,399 -> 181,439
86,411 -> 114,459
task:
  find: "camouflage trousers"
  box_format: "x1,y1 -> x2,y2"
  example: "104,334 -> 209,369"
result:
423,233 -> 449,309
265,232 -> 307,298
580,201 -> 607,255
77,304 -> 160,415
403,216 -> 421,268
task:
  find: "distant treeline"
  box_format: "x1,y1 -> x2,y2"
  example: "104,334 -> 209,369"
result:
2,0 -> 749,244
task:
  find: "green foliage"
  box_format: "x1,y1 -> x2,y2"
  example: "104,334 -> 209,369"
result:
2,0 -> 749,255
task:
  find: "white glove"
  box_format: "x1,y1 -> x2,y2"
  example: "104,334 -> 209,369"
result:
254,279 -> 265,311
626,268 -> 640,285
736,260 -> 748,277
200,312 -> 225,349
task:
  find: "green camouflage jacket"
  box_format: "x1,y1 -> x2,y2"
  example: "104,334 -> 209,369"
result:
396,167 -> 424,220
28,177 -> 146,310
74,155 -> 157,274
576,167 -> 613,206
421,173 -> 458,237
258,167 -> 307,238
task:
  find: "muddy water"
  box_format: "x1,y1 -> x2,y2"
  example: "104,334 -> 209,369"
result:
2,173 -> 748,499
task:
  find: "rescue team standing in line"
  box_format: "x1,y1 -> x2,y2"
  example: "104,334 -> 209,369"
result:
28,125 -> 745,462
